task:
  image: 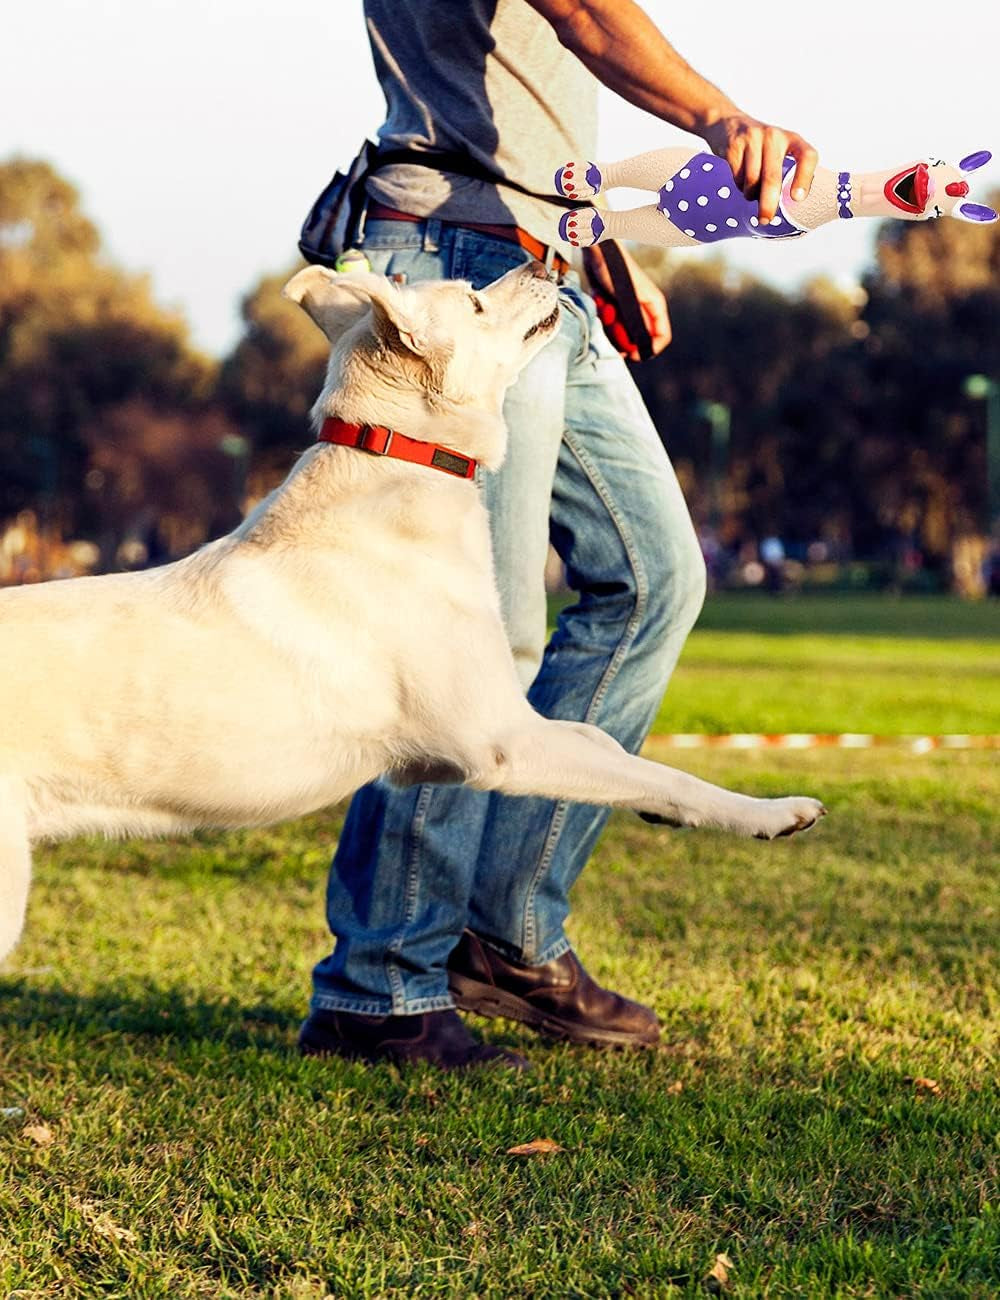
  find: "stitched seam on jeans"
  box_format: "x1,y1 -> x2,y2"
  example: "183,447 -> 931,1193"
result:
385,783 -> 435,1012
558,291 -> 591,365
519,428 -> 649,957
311,993 -> 455,1016
563,428 -> 650,717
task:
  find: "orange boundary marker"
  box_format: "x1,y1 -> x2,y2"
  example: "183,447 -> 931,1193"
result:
647,734 -> 1000,753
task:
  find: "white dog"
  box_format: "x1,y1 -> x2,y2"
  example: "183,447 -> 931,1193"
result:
0,261 -> 824,962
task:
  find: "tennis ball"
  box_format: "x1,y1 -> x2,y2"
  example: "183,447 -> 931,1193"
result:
334,249 -> 371,274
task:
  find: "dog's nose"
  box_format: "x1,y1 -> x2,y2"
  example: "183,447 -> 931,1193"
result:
526,259 -> 551,280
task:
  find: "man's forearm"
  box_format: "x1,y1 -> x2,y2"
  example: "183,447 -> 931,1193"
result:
526,0 -> 819,219
527,0 -> 740,134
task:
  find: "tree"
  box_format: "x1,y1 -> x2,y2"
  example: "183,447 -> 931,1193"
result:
0,157 -> 241,566
630,201 -> 1000,581
218,265 -> 328,482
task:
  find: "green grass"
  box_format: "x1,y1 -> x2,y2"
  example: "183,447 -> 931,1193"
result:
2,597 -> 998,1297
650,595 -> 1000,735
692,593 -> 1000,641
652,631 -> 1000,735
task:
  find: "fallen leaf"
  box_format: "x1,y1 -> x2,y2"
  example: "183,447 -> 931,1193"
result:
71,1198 -> 138,1244
92,1215 -> 137,1244
910,1077 -> 943,1096
22,1124 -> 54,1147
667,1080 -> 684,1094
703,1252 -> 733,1293
506,1137 -> 564,1156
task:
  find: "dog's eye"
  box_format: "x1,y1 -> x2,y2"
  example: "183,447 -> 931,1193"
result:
469,294 -> 485,314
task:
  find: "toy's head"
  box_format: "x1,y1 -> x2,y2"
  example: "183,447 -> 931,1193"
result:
859,151 -> 997,223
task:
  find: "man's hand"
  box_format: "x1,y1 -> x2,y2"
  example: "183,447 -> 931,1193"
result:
584,244 -> 671,361
701,115 -> 818,223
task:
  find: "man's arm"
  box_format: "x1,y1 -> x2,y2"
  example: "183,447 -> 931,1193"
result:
526,0 -> 818,223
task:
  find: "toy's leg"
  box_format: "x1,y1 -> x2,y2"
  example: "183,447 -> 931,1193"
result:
558,203 -> 695,249
554,161 -> 605,200
600,148 -> 717,193
556,150 -> 717,201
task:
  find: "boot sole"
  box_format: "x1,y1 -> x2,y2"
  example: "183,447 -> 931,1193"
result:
448,972 -> 659,1048
298,1033 -> 528,1071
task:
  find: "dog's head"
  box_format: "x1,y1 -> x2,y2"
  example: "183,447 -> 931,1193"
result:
283,261 -> 561,468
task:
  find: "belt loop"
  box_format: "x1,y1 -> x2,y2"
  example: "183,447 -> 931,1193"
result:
423,218 -> 441,253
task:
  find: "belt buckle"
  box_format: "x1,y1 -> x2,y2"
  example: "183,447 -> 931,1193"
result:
540,243 -> 567,283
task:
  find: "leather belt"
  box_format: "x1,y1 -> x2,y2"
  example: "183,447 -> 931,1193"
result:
367,202 -> 571,277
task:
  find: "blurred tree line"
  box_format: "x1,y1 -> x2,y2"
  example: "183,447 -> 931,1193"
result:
1,156 -> 997,588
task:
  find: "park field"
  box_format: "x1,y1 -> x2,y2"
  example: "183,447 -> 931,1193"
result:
1,596 -> 997,1297
649,593 -> 1000,736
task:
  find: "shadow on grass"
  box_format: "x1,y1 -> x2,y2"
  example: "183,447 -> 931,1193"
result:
0,979 -> 540,1070
0,978 -> 298,1053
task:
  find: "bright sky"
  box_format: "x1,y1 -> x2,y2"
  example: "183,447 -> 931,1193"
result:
3,0 -> 998,355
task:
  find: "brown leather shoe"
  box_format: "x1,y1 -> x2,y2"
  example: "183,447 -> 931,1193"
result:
447,930 -> 660,1048
298,1007 -> 530,1071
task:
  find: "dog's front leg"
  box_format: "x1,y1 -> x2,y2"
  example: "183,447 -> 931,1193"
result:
0,779 -> 32,962
474,719 -> 825,840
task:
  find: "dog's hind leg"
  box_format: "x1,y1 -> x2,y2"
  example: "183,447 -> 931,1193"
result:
475,718 -> 825,841
0,779 -> 32,963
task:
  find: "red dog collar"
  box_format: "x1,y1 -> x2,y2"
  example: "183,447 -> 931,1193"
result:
318,417 -> 477,480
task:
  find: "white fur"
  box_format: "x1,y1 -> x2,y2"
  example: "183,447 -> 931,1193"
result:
0,261 -> 824,962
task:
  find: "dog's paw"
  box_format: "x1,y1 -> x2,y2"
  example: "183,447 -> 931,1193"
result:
557,207 -> 606,248
752,797 -> 827,840
554,161 -> 604,200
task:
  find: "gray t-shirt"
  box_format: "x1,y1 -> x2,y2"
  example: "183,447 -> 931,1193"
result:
363,0 -> 597,249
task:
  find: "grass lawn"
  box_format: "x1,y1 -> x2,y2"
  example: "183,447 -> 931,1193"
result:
1,596 -> 998,1297
647,594 -> 1000,736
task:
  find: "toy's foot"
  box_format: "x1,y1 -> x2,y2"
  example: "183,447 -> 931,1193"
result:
558,207 -> 605,248
554,161 -> 604,200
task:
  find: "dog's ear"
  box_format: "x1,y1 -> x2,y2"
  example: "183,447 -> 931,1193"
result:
283,266 -> 430,355
283,266 -> 374,343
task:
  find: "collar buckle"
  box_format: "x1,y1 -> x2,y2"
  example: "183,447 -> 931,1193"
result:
357,424 -> 394,455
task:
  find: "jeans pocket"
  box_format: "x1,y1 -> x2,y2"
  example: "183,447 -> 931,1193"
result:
451,232 -> 542,289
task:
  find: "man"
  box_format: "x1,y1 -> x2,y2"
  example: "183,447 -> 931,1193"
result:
299,0 -> 817,1070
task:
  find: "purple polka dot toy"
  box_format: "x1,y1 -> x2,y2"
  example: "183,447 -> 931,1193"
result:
554,147 -> 997,249
656,152 -> 802,243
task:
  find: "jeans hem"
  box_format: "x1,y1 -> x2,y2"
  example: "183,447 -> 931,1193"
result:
478,930 -> 572,967
310,992 -> 455,1016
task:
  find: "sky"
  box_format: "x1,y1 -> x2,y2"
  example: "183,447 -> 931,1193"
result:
3,0 -> 998,356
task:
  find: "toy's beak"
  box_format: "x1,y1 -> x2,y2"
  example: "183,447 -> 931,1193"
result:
885,161 -> 931,213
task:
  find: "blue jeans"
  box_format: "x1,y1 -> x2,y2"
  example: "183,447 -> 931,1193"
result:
310,218 -> 706,1015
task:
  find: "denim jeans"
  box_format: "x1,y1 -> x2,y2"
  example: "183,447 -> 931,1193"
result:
310,218 -> 706,1015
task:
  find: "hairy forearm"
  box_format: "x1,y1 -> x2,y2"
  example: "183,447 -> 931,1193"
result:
527,0 -> 740,133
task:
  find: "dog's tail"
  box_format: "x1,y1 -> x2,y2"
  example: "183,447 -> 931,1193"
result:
0,778 -> 32,964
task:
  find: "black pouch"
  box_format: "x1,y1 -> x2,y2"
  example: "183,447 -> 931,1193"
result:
299,144 -> 589,269
298,139 -> 379,268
